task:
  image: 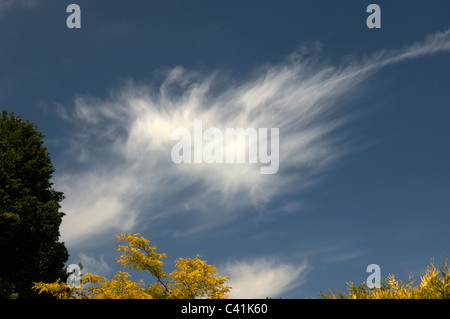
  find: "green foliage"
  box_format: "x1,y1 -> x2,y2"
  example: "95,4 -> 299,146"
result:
319,257 -> 450,299
0,111 -> 68,298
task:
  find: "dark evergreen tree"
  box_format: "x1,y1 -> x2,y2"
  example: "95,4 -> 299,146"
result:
0,111 -> 68,298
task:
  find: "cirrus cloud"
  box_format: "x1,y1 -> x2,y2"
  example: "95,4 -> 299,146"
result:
222,257 -> 309,299
54,29 -> 450,248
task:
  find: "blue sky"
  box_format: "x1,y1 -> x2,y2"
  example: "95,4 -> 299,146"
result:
2,0 -> 450,298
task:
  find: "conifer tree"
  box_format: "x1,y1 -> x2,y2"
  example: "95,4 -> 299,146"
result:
0,111 -> 68,298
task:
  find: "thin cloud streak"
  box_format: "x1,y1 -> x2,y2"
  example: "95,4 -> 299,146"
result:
223,257 -> 309,299
55,29 -> 450,247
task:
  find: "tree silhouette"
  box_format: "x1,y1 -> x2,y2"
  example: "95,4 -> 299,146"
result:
0,111 -> 68,298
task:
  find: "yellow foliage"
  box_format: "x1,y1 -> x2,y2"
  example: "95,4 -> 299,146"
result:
170,255 -> 231,299
116,233 -> 167,282
32,279 -> 72,299
33,233 -> 231,299
81,272 -> 153,299
319,257 -> 450,299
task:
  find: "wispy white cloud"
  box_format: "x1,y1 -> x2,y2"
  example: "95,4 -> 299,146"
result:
222,257 -> 309,298
55,29 -> 450,247
57,170 -> 139,245
78,253 -> 112,276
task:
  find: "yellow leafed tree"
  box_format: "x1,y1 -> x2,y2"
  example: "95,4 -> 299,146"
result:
319,257 -> 450,299
33,233 -> 231,299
